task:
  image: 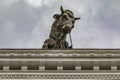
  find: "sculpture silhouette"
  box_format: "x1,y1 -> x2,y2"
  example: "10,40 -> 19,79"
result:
42,6 -> 80,49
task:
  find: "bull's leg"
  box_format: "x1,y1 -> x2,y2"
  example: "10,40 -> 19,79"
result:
64,41 -> 70,49
42,38 -> 56,49
42,39 -> 49,49
60,40 -> 69,49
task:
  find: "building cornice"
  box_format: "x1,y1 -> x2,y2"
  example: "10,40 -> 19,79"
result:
0,49 -> 120,79
0,49 -> 120,58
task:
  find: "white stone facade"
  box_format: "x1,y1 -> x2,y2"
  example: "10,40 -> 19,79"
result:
0,49 -> 120,79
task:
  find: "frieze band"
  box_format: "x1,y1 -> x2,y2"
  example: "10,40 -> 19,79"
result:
0,73 -> 120,79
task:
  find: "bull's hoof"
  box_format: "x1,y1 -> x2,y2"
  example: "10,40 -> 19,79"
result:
69,45 -> 73,49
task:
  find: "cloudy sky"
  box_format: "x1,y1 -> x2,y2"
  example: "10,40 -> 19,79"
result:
0,0 -> 120,49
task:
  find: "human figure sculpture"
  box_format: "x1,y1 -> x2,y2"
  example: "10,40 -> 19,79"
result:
42,6 -> 80,49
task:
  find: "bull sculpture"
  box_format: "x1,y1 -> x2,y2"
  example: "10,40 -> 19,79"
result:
42,6 -> 80,49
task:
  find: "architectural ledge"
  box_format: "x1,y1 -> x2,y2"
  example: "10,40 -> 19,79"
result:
0,49 -> 120,79
0,49 -> 120,58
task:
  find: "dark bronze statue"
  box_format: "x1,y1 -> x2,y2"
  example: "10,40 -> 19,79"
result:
42,6 -> 80,49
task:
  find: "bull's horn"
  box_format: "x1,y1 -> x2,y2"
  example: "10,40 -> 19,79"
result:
74,17 -> 81,20
60,6 -> 64,14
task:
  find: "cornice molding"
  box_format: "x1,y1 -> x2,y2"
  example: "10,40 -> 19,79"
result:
0,49 -> 120,58
0,49 -> 120,79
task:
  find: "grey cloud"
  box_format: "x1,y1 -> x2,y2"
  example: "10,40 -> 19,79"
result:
0,0 -> 120,48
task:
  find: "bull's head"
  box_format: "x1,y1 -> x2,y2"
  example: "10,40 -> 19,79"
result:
53,6 -> 80,34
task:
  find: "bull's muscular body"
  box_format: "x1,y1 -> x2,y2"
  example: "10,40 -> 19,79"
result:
42,6 -> 80,49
